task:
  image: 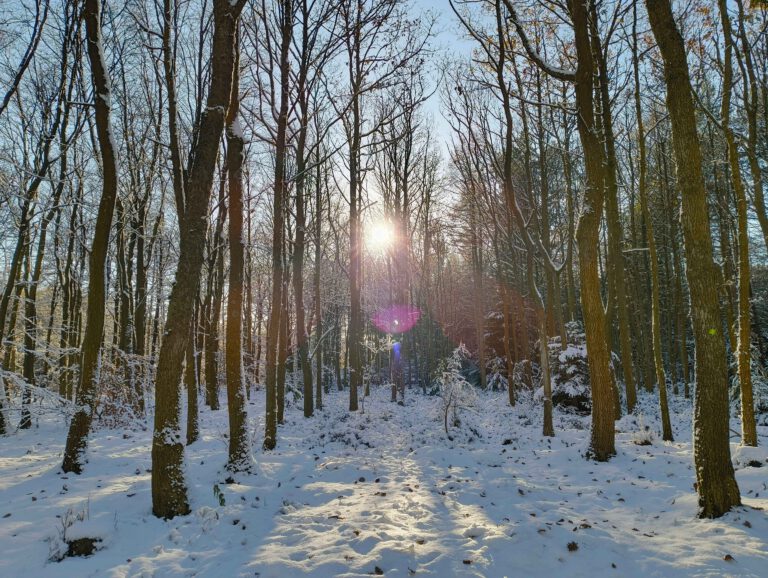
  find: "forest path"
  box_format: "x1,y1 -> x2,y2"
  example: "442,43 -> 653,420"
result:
0,388 -> 767,577
229,389 -> 768,577
254,433 -> 512,575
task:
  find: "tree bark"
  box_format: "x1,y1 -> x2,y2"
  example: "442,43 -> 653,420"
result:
571,0 -> 616,460
632,3 -> 672,441
204,178 -> 227,410
225,44 -> 251,470
152,0 -> 244,519
590,6 -> 635,415
645,0 -> 741,517
717,0 -> 757,447
314,156 -> 324,410
264,0 -> 292,449
62,0 -> 120,473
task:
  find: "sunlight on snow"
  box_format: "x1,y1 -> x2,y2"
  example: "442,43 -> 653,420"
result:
248,451 -> 499,574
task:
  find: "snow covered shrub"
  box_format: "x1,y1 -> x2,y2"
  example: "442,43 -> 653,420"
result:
48,500 -> 108,561
732,445 -> 768,469
544,322 -> 592,415
435,345 -> 477,438
95,352 -> 151,428
748,358 -> 768,426
512,359 -> 535,390
487,356 -> 508,392
284,355 -> 304,407
631,415 -> 655,446
363,364 -> 379,400
0,370 -> 78,429
728,345 -> 768,425
487,371 -> 508,393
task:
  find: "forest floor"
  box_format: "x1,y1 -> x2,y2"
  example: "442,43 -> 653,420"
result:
0,386 -> 767,577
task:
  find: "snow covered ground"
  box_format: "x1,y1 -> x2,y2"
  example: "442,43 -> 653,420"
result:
1,387 -> 767,577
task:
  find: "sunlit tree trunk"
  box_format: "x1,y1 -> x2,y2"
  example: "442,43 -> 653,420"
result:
717,0 -> 757,447
185,313 -> 199,446
570,0 -> 616,460
225,41 -> 251,470
590,6 -> 635,415
632,3 -> 672,441
152,0 -> 244,519
314,156 -> 324,410
645,0 -> 740,517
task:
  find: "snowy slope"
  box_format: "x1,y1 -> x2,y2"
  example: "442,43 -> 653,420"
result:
0,387 -> 766,577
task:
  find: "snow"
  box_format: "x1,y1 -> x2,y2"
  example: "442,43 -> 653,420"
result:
1,387 -> 767,577
732,445 -> 768,469
558,344 -> 586,363
229,117 -> 244,140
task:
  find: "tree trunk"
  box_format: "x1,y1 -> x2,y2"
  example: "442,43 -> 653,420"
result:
645,0 -> 741,517
294,148 -> 313,418
263,0 -> 292,450
632,4 -> 672,440
62,0 -> 120,473
205,178 -> 227,411
185,314 -> 199,445
225,48 -> 251,470
314,157 -> 324,410
571,0 -> 615,461
717,0 -> 757,447
277,268 -> 289,425
591,7 -> 636,415
348,94 -> 362,412
152,0 -> 243,519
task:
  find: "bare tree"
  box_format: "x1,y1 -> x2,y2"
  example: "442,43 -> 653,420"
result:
62,0 -> 120,473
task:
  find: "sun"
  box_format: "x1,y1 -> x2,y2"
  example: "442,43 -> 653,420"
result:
366,220 -> 396,254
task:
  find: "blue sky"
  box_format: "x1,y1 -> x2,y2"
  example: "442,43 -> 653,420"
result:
411,0 -> 474,156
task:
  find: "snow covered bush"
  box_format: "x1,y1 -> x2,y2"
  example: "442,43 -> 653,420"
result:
728,345 -> 768,425
0,370 -> 79,429
487,356 -> 508,392
47,500 -> 112,561
747,357 -> 768,426
732,445 -> 768,469
630,415 -> 655,446
512,359 -> 535,390
543,322 -> 592,415
94,353 -> 152,428
48,502 -> 89,561
435,345 -> 477,438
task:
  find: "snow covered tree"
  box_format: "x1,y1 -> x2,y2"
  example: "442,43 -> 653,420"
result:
436,345 -> 476,437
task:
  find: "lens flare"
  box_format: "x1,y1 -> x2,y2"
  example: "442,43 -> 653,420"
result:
372,304 -> 420,334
